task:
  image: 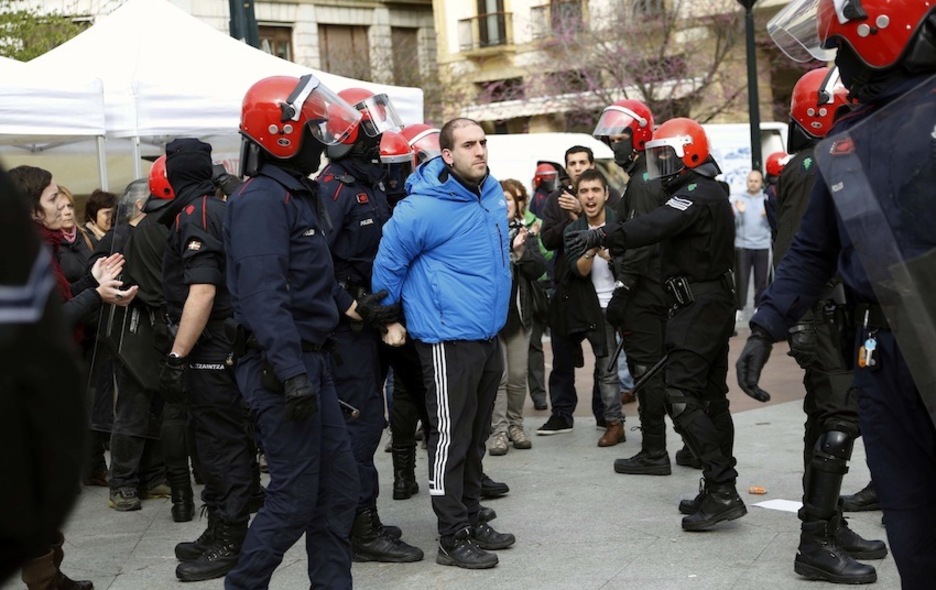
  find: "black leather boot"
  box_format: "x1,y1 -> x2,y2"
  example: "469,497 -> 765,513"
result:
681,483 -> 747,531
391,445 -> 419,500
841,481 -> 879,512
834,514 -> 888,559
351,507 -> 424,563
175,519 -> 247,582
678,478 -> 705,515
795,519 -> 877,584
168,473 -> 194,523
175,507 -> 217,562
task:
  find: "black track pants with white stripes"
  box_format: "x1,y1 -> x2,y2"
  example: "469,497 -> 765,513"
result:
415,339 -> 502,538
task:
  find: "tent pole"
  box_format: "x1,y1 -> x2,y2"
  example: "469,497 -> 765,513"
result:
131,136 -> 142,180
96,136 -> 109,191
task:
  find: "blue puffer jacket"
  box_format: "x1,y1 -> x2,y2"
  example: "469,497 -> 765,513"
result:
372,156 -> 511,343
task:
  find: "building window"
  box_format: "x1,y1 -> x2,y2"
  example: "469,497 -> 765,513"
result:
532,0 -> 584,38
259,25 -> 292,61
319,24 -> 371,81
391,27 -> 420,87
460,0 -> 513,51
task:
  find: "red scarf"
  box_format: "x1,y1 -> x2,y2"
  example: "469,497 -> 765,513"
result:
36,223 -> 83,343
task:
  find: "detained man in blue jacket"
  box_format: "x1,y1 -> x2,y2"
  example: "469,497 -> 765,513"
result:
372,118 -> 515,569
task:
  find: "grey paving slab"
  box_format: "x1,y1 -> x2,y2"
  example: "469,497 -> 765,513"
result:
3,399 -> 899,590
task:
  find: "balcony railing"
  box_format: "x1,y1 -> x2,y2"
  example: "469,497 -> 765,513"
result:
531,1 -> 584,40
459,11 -> 513,52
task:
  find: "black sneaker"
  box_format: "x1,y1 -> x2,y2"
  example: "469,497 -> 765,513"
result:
109,487 -> 142,512
471,523 -> 515,550
437,528 -> 498,569
480,474 -> 509,498
536,415 -> 573,435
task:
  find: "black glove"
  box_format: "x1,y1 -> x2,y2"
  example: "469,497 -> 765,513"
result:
564,228 -> 606,260
356,289 -> 401,327
735,325 -> 774,402
284,373 -> 319,421
605,286 -> 629,330
159,354 -> 188,404
787,322 -> 818,369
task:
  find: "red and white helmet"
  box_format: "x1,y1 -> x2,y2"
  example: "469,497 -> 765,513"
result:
768,0 -> 936,69
148,155 -> 174,200
645,118 -> 710,180
379,130 -> 414,165
790,67 -> 850,139
765,151 -> 791,178
592,99 -> 654,151
533,163 -> 559,190
400,123 -> 442,168
240,74 -> 361,159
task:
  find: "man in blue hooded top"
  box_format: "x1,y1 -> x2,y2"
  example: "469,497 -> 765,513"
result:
372,118 -> 514,570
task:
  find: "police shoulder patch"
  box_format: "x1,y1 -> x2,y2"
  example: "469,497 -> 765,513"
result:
186,239 -> 202,251
665,196 -> 693,211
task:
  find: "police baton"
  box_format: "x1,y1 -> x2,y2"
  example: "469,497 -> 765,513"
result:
630,354 -> 668,396
339,399 -> 361,420
607,333 -> 627,373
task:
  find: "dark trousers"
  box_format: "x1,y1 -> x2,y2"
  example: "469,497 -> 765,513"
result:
622,281 -> 668,451
547,331 -> 579,424
187,332 -> 253,526
527,319 -> 547,406
854,331 -> 936,589
331,324 -> 385,511
664,292 -> 737,485
225,350 -> 358,590
383,339 -> 431,448
416,339 -> 502,538
109,363 -> 164,490
735,248 -> 770,310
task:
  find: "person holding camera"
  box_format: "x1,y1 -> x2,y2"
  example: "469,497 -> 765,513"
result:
487,180 -> 547,456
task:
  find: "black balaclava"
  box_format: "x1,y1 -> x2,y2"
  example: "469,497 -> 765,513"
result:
158,138 -> 216,226
384,162 -> 412,207
611,136 -> 637,173
282,126 -> 327,178
341,133 -> 384,186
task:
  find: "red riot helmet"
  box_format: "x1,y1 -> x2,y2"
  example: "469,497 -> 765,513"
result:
326,88 -> 403,160
533,163 -> 559,192
765,151 -> 790,179
768,0 -> 936,70
240,74 -> 361,160
592,99 -> 654,151
379,130 -> 414,165
400,124 -> 442,168
148,155 -> 174,200
790,67 -> 851,139
645,118 -> 710,181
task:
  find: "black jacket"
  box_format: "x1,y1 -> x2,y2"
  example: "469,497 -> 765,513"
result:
502,232 -> 548,334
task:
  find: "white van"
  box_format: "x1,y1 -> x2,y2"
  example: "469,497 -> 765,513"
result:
702,122 -> 788,196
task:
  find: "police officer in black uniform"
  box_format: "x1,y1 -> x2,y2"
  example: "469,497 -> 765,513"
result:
740,2 -> 936,583
592,99 -> 673,476
157,138 -> 255,582
567,117 -> 745,531
223,75 -> 374,590
317,89 -> 423,563
741,66 -> 886,585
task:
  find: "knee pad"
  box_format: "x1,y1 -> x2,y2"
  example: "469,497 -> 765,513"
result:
811,429 -> 854,475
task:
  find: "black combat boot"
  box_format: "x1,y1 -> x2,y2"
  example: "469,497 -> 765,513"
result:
351,507 -> 424,563
834,514 -> 888,559
795,518 -> 877,584
678,478 -> 705,515
614,430 -> 671,475
168,470 -> 194,523
175,507 -> 218,562
437,527 -> 498,569
681,483 -> 747,531
175,519 -> 247,582
840,481 -> 879,512
391,445 -> 419,500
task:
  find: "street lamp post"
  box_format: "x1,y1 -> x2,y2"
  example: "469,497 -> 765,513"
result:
738,0 -> 761,173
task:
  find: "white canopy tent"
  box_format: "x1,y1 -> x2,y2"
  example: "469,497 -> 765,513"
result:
0,56 -> 109,187
28,0 -> 425,181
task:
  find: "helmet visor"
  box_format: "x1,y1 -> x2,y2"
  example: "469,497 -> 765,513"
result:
411,129 -> 442,164
592,105 -> 645,138
286,75 -> 362,145
356,93 -> 404,137
767,0 -> 837,63
646,144 -> 685,180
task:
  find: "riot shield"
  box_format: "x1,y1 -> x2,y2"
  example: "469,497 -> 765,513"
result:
814,74 -> 936,429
